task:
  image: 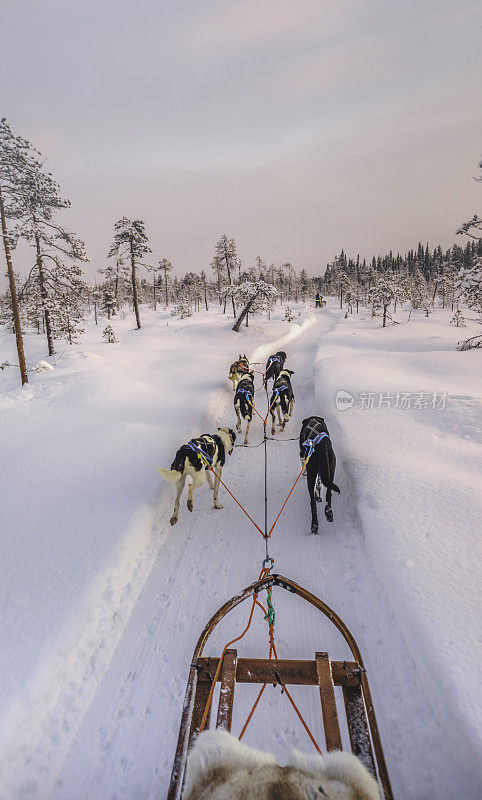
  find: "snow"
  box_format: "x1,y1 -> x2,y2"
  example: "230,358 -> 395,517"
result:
0,302 -> 480,799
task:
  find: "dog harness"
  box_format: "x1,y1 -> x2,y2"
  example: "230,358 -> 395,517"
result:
301,432 -> 330,460
266,355 -> 280,368
237,387 -> 253,402
187,437 -> 215,466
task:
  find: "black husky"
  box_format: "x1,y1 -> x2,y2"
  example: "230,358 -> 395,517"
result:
234,371 -> 255,444
299,416 -> 340,534
269,369 -> 295,435
263,351 -> 287,388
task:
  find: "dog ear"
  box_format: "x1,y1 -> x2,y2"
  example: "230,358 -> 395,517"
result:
287,369 -> 294,375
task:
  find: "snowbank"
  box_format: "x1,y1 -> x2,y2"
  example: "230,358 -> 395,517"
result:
313,306 -> 482,790
0,304 -> 312,798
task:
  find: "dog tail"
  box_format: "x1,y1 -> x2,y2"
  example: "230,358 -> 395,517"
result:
157,467 -> 182,484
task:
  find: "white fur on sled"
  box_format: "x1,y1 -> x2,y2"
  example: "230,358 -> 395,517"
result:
183,729 -> 380,800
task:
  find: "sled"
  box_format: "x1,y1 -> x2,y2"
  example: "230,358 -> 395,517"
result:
167,574 -> 393,800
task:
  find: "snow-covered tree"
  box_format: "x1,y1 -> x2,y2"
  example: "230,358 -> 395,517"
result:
0,118 -> 44,383
450,309 -> 466,327
8,155 -> 88,355
102,289 -> 116,319
171,298 -> 192,319
212,235 -> 238,316
108,218 -> 151,329
231,281 -> 278,331
455,256 -> 482,316
103,324 -> 117,343
284,306 -> 294,322
159,257 -> 172,308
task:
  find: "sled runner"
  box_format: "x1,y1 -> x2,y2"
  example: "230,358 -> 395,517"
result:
167,573 -> 393,800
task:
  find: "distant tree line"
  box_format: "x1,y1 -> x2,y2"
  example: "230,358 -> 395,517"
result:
1,118 -> 481,385
320,238 -> 482,326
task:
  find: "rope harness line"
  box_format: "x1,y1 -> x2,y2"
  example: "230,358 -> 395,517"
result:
195,358 -> 322,753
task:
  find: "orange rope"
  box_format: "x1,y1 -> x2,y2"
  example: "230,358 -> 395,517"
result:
198,568 -> 270,732
238,596 -> 322,753
246,397 -> 266,424
238,598 -> 321,755
209,466 -> 264,537
267,460 -> 307,537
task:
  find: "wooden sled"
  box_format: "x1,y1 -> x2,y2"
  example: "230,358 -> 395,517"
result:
167,574 -> 393,800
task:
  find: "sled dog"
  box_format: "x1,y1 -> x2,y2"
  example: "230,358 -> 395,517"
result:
228,354 -> 250,392
234,370 -> 255,445
269,368 -> 295,435
299,416 -> 340,534
263,350 -> 286,387
184,729 -> 380,800
158,427 -> 236,525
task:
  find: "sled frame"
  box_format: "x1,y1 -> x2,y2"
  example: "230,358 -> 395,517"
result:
167,574 -> 393,800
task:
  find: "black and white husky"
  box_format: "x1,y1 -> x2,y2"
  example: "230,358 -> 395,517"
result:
234,371 -> 255,445
299,416 -> 340,534
158,427 -> 236,526
263,350 -> 286,388
269,369 -> 295,435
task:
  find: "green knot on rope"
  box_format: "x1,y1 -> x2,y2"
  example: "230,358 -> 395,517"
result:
264,586 -> 275,628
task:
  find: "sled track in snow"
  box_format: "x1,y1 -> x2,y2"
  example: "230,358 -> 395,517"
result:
50,312 -> 466,800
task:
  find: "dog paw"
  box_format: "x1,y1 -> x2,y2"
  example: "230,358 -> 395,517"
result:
325,507 -> 333,523
214,503 -> 223,510
187,500 -> 193,512
170,516 -> 178,526
311,524 -> 319,535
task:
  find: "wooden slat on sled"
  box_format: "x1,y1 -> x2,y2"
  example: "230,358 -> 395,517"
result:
167,574 -> 393,800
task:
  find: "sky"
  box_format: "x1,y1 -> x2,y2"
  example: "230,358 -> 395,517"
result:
1,0 -> 481,282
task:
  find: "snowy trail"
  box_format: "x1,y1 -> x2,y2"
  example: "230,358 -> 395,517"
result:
52,312 -> 468,800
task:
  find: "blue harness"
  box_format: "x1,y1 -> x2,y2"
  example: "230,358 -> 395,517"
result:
237,387 -> 253,402
301,431 -> 330,460
187,439 -> 213,466
267,355 -> 280,367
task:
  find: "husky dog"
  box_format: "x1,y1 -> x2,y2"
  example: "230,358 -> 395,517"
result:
158,427 -> 236,525
269,368 -> 295,435
228,354 -> 250,392
184,730 -> 380,800
263,350 -> 286,388
299,416 -> 340,534
234,370 -> 255,445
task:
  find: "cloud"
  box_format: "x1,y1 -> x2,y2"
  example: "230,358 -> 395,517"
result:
182,0 -> 361,52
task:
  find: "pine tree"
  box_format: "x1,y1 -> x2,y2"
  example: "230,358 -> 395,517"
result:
159,258 -> 173,308
102,289 -> 116,319
8,155 -> 88,355
455,256 -> 482,316
212,235 -> 238,317
0,118 -> 44,383
103,324 -> 117,343
108,218 -> 152,329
